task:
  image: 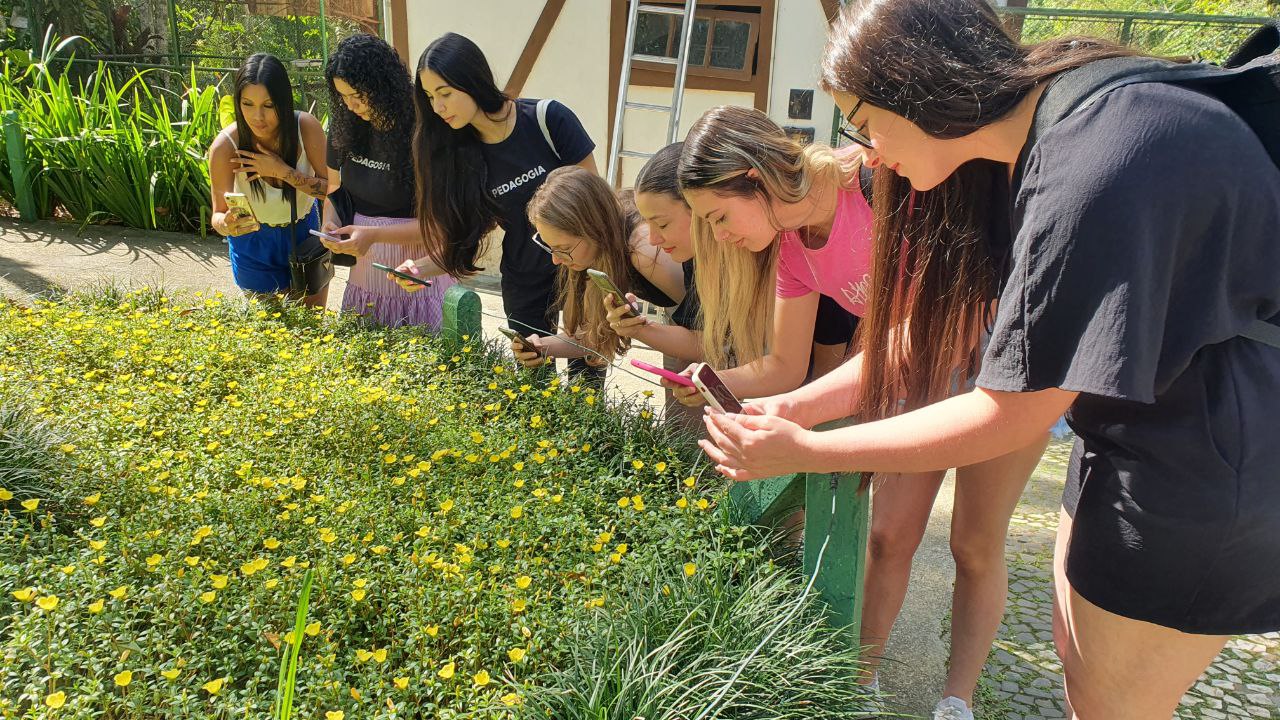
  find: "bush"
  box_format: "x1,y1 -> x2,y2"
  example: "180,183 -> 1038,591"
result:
0,289 -> 870,719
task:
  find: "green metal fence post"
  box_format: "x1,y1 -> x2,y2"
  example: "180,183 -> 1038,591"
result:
441,284 -> 482,347
3,110 -> 39,221
804,469 -> 869,647
167,0 -> 182,73
319,0 -> 329,64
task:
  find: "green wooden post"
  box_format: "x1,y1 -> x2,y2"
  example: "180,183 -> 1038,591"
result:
727,473 -> 805,528
441,284 -> 481,346
3,111 -> 38,221
803,469 -> 869,645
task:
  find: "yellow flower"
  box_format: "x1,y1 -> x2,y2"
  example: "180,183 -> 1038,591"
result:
89,539 -> 107,551
185,555 -> 200,566
439,498 -> 454,513
508,647 -> 527,663
684,562 -> 698,576
88,599 -> 105,614
373,648 -> 387,663
696,498 -> 710,510
84,493 -> 101,506
326,712 -> 345,720
281,556 -> 297,568
426,624 -> 440,637
510,505 -> 523,519
340,553 -> 356,565
515,575 -> 532,590
12,587 -> 35,602
501,692 -> 523,706
202,677 -> 224,695
512,597 -> 528,613
632,495 -> 646,511
552,493 -> 564,503
656,462 -> 668,473
676,497 -> 689,509
305,621 -> 322,636
161,668 -> 181,681
36,595 -> 59,611
145,554 -> 163,567
87,516 -> 106,528
263,538 -> 280,550
355,649 -> 373,663
114,670 -> 133,687
383,453 -> 397,464
0,488 -> 11,501
199,591 -> 216,603
617,496 -> 631,508
21,498 -> 40,512
684,476 -> 696,488
473,670 -> 491,687
351,589 -> 366,602
210,575 -> 229,589
631,460 -> 644,470
264,579 -> 279,590
108,585 -> 128,600
45,691 -> 67,709
438,661 -> 455,679
393,676 -> 409,690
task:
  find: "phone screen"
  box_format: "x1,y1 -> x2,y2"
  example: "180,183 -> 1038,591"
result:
695,365 -> 743,413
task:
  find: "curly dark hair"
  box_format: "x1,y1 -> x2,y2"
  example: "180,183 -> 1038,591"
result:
325,34 -> 415,191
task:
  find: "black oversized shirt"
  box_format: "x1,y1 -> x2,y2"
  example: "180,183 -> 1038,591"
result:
479,99 -> 595,292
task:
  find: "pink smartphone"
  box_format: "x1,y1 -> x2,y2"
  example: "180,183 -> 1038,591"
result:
692,363 -> 744,413
630,359 -> 695,388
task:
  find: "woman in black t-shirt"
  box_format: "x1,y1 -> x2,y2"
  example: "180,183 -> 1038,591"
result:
704,1 -> 1280,717
388,33 -> 597,371
319,34 -> 456,328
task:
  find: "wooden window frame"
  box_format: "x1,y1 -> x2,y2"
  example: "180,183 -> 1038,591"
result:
632,7 -> 762,82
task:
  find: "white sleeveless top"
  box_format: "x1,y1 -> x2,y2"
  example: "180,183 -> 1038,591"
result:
224,116 -> 316,226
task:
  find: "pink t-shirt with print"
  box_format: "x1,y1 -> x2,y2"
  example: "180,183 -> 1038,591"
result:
775,186 -> 873,317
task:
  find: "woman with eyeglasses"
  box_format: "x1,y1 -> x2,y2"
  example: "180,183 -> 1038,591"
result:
506,166 -> 684,371
679,105 -> 1049,718
705,1 -> 1280,717
387,33 -> 597,374
318,34 -> 456,328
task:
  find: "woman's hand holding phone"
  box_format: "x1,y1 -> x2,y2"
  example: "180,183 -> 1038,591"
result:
511,334 -> 548,368
389,259 -> 429,293
217,207 -> 259,236
605,292 -> 649,338
318,224 -> 376,258
667,363 -> 706,407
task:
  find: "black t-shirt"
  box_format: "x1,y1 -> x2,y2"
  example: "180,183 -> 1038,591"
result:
979,82 -> 1280,499
326,130 -> 415,219
480,99 -> 595,290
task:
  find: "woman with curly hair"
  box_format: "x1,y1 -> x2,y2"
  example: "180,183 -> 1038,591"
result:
318,34 -> 456,328
388,33 -> 596,375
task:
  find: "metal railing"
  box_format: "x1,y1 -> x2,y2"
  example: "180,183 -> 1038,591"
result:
996,6 -> 1273,64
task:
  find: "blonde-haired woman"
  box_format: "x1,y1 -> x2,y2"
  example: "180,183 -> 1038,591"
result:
508,166 -> 685,369
677,105 -> 1047,719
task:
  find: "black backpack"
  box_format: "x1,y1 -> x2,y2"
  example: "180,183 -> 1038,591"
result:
1025,22 -> 1280,348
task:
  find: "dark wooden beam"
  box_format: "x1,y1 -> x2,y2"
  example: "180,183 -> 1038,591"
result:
504,0 -> 568,97
820,0 -> 841,26
389,0 -> 409,65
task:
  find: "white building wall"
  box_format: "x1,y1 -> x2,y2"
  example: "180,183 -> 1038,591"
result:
767,0 -> 838,146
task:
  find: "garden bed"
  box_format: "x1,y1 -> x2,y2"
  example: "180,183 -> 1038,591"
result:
0,288 -> 873,719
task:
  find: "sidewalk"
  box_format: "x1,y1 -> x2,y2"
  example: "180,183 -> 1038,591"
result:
2,218 -> 1277,719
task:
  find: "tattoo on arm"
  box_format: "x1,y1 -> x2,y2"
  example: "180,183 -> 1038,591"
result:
285,169 -> 329,198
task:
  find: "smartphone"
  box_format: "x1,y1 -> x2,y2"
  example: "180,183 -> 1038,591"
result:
497,326 -> 542,356
372,261 -> 433,288
692,363 -> 743,413
223,192 -> 260,231
585,269 -> 638,317
630,359 -> 695,388
308,228 -> 343,242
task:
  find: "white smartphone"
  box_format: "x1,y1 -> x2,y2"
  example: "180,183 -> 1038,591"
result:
692,363 -> 744,413
308,228 -> 343,242
222,192 -> 260,230
585,268 -> 638,317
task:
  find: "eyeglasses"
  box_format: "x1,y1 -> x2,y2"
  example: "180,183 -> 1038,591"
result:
532,232 -> 584,263
837,98 -> 873,149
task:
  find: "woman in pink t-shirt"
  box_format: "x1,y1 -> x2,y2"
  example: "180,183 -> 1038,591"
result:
677,105 -> 1046,718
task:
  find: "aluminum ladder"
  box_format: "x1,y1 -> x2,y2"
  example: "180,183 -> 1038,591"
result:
606,0 -> 699,186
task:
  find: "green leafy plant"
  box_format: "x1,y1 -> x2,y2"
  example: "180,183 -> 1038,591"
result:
274,568 -> 316,720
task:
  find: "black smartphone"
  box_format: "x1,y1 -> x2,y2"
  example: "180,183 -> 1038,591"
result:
372,262 -> 433,288
497,326 -> 542,356
586,269 -> 638,317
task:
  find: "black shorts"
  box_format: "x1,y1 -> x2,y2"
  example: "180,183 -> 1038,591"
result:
1062,431 -> 1280,636
813,294 -> 858,346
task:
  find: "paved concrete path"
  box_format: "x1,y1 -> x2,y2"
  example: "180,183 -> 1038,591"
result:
3,218 -> 1277,719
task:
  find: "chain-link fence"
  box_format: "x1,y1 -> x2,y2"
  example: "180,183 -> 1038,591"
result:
998,6 -> 1272,64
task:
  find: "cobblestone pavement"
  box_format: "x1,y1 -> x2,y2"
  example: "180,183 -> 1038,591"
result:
968,441 -> 1280,720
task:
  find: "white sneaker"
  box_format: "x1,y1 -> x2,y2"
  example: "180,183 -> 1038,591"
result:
933,696 -> 974,720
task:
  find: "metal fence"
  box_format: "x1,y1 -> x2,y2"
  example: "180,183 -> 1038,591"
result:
997,6 -> 1273,64
5,0 -> 384,114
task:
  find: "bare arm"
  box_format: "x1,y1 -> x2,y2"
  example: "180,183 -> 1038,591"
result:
576,153 -> 599,175
632,323 -> 705,362
322,166 -> 341,231
719,292 -> 820,398
207,132 -> 255,236
282,113 -> 330,199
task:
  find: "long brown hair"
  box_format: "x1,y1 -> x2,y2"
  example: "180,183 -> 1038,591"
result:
527,166 -> 644,362
820,0 -> 1145,417
678,106 -> 859,369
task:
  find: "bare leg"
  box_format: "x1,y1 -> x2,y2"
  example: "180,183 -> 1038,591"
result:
943,435 -> 1048,704
1053,508 -> 1228,719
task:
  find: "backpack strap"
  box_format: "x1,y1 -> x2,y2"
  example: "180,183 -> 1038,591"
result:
1241,319 -> 1280,349
857,163 -> 874,206
1225,21 -> 1280,69
536,99 -> 560,161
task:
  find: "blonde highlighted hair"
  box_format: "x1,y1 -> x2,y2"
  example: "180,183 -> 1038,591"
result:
678,105 -> 860,368
526,166 -> 644,363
